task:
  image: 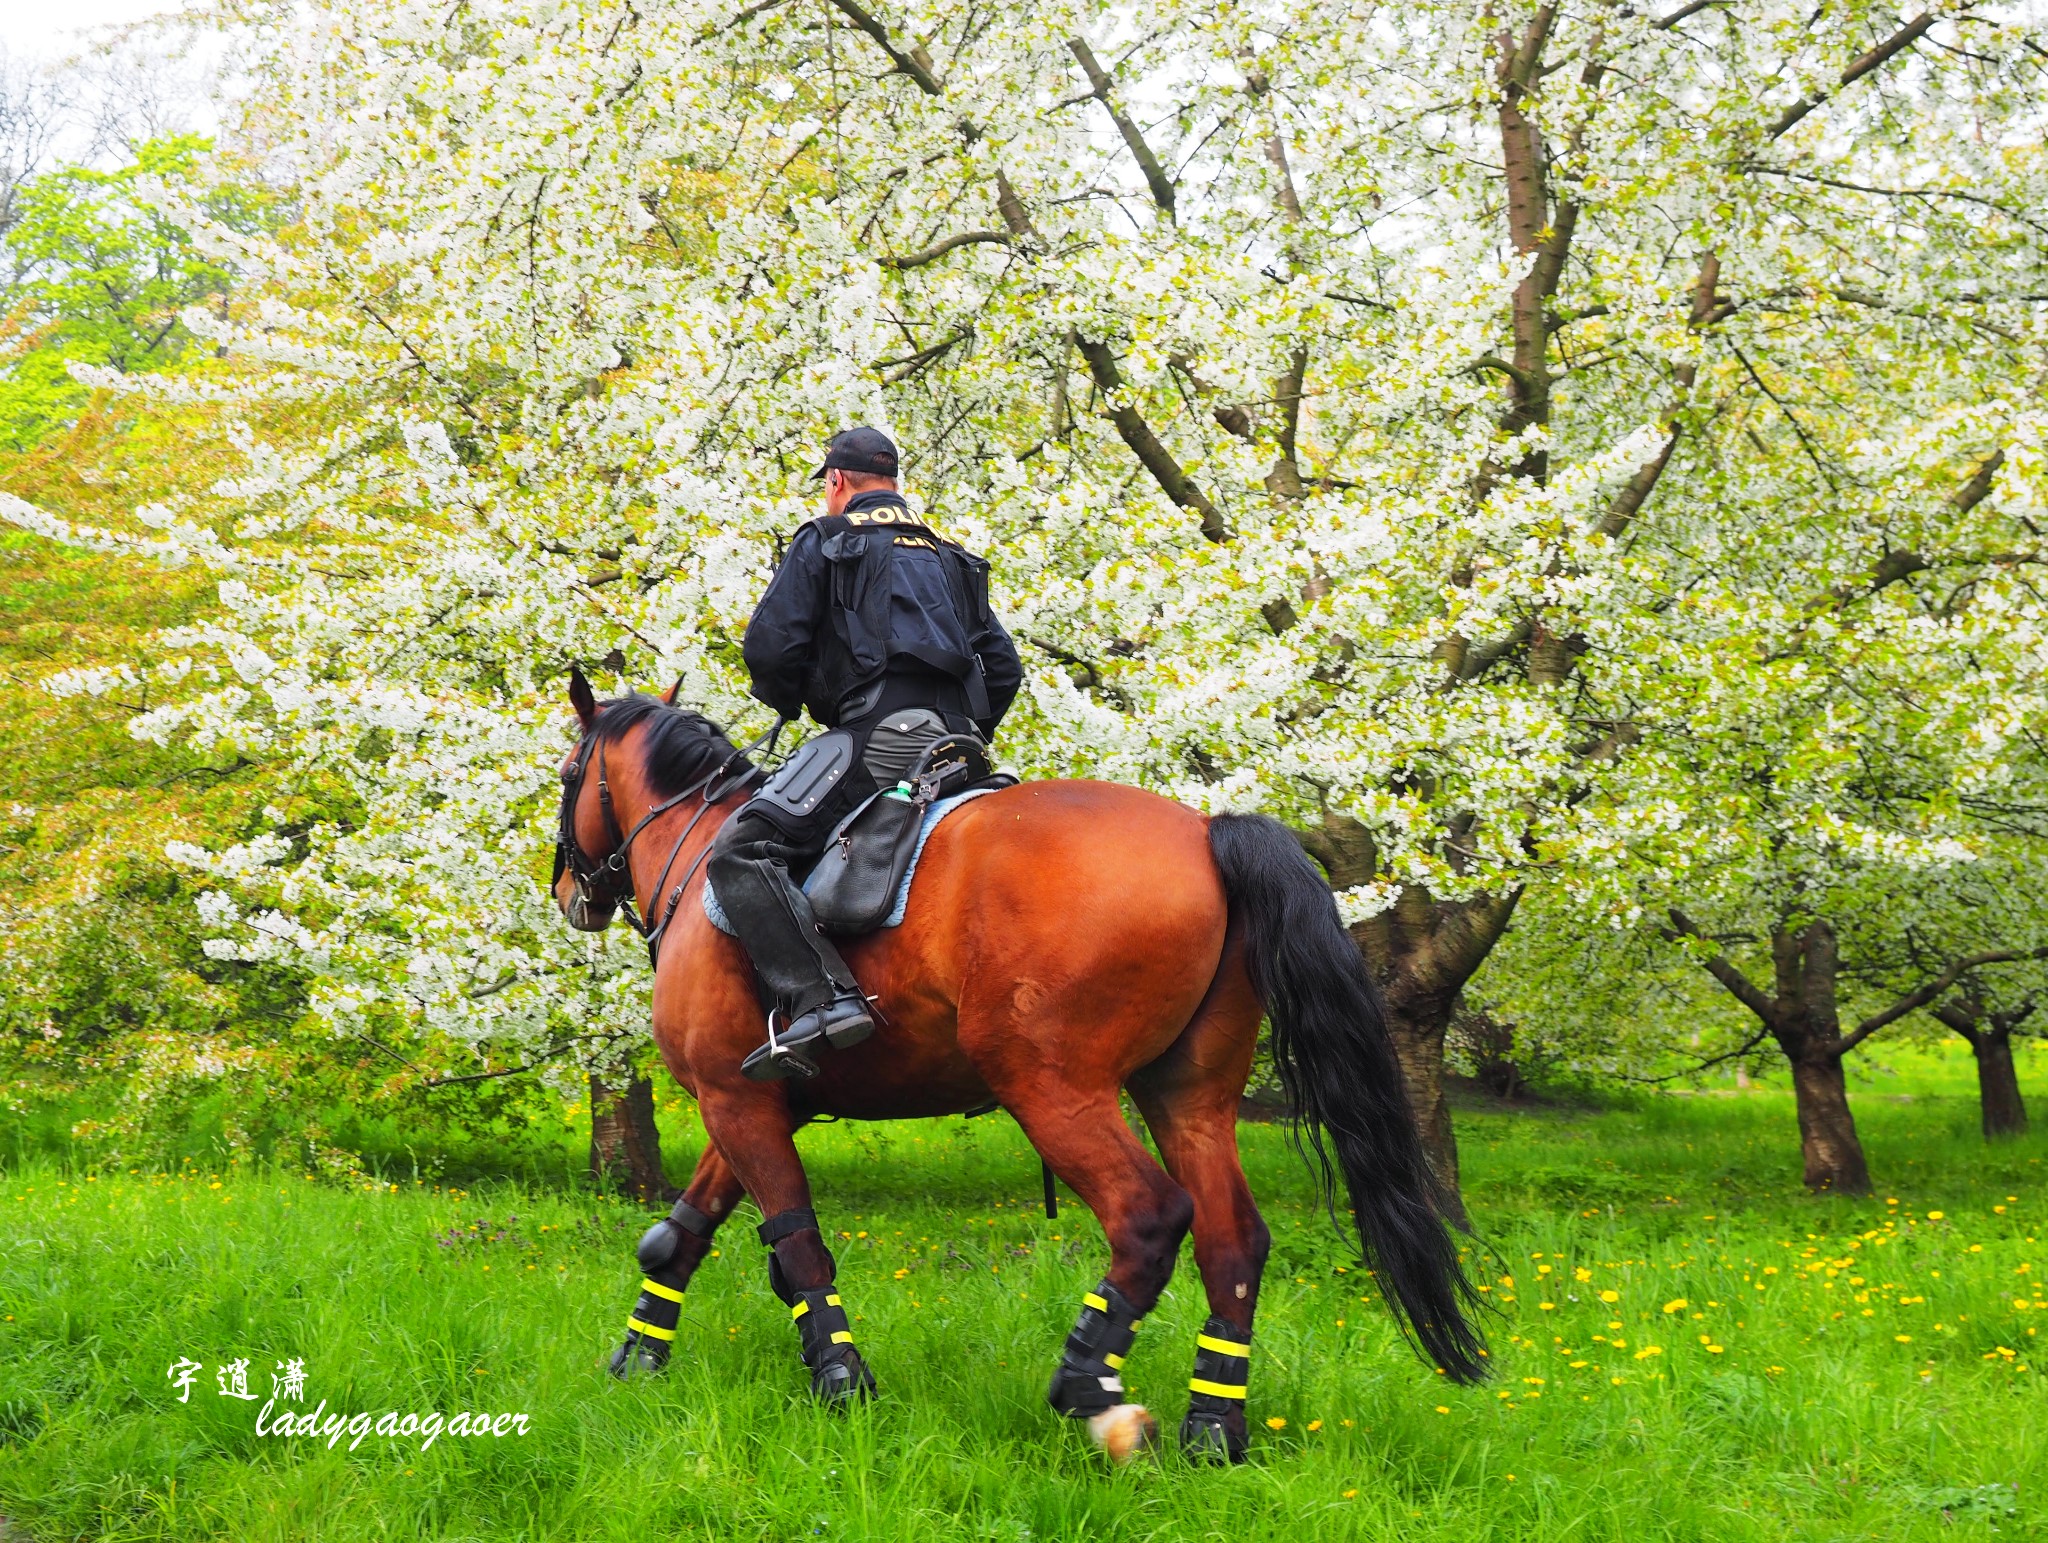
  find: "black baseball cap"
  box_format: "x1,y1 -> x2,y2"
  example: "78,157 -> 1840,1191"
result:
812,425 -> 900,480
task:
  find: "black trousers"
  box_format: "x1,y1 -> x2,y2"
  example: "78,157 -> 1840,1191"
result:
708,689 -> 974,1021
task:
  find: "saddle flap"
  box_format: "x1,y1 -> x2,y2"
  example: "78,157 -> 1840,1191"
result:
750,729 -> 857,824
805,788 -> 924,935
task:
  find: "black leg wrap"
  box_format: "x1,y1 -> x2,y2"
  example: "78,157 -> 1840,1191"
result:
1047,1279 -> 1141,1418
790,1287 -> 875,1405
610,1257 -> 687,1380
1180,1316 -> 1251,1464
767,1240 -> 839,1307
757,1206 -> 819,1247
609,1197 -> 717,1380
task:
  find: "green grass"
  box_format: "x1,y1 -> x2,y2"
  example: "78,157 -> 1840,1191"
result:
2,1057 -> 2046,1541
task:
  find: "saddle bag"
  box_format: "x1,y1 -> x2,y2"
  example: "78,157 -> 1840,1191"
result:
807,734 -> 1013,934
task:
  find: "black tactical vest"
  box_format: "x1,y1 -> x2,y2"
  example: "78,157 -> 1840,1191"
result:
809,502 -> 995,722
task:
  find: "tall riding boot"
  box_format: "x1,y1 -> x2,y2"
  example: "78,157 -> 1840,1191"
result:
707,821 -> 874,1079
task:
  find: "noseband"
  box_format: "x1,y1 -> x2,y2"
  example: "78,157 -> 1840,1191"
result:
553,723 -> 765,964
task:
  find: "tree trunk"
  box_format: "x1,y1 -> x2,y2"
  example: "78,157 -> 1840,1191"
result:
1788,1051 -> 1871,1195
1384,998 -> 1467,1224
588,1072 -> 672,1201
1675,914 -> 1872,1196
1972,1031 -> 2029,1140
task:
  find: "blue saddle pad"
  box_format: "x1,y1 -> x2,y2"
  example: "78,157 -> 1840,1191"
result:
703,785 -> 1002,937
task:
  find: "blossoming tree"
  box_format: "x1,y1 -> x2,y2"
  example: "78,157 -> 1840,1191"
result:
8,0 -> 2045,1206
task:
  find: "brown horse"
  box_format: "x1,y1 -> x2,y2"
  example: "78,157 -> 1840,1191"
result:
551,672 -> 1483,1463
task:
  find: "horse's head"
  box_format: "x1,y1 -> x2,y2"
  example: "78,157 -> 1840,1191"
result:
552,667 -> 632,931
551,669 -> 760,933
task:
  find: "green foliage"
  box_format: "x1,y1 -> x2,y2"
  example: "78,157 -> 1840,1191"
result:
2,1079 -> 2044,1541
0,135 -> 262,451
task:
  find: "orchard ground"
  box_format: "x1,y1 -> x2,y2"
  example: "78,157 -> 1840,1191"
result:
2,1045 -> 2045,1542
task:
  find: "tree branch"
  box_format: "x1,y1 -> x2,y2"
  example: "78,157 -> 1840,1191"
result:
1667,908 -> 1781,1024
826,0 -> 944,95
872,325 -> 971,383
883,230 -> 1010,268
1838,947 -> 2048,1054
1652,0 -> 1729,27
1078,339 -> 1229,540
1619,1022 -> 1773,1084
1931,999 -> 1983,1042
1951,448 -> 2005,513
1067,38 -> 1177,219
1597,429 -> 1679,537
1766,13 -> 1939,140
828,5 -> 1224,541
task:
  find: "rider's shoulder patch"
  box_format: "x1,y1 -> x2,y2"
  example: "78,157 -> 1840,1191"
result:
842,504 -> 918,527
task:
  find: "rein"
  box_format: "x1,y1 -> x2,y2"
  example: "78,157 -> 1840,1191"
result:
555,716 -> 779,966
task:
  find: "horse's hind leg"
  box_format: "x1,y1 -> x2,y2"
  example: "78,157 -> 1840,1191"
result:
696,1086 -> 876,1404
610,1142 -> 747,1378
1128,946 -> 1271,1463
988,1077 -> 1195,1461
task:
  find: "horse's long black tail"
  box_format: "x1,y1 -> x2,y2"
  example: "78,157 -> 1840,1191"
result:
1208,812 -> 1487,1383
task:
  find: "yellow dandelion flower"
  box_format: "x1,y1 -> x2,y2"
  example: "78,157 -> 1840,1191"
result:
1599,1289 -> 1620,1304
1267,1416 -> 1287,1430
1662,1299 -> 1688,1314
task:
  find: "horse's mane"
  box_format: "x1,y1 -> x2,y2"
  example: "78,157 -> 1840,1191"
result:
592,693 -> 762,799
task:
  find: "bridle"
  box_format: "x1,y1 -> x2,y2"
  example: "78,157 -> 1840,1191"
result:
553,716 -> 774,965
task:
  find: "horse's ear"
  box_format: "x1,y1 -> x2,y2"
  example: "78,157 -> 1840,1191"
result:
659,674 -> 684,707
568,666 -> 598,729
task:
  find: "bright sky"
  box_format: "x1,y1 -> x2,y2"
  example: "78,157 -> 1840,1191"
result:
1,0 -> 200,63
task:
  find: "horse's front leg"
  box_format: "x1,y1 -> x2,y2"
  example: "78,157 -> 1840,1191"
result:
698,1084 -> 876,1404
610,1142 -> 747,1378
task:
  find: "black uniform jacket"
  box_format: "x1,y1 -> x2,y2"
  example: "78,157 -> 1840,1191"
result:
742,490 -> 1024,736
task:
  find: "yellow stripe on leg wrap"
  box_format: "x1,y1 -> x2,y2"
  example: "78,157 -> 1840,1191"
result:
1083,1292 -> 1108,1313
791,1299 -> 810,1319
1189,1377 -> 1247,1399
831,1331 -> 854,1345
641,1278 -> 685,1303
1104,1353 -> 1125,1370
1196,1334 -> 1252,1358
627,1317 -> 677,1341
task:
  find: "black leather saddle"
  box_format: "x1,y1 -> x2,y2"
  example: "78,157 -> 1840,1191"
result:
806,735 -> 1016,935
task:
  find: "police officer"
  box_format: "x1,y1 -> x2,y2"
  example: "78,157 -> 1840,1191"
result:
710,427 -> 1023,1081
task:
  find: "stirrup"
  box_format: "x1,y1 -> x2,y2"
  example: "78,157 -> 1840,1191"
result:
742,1011 -> 821,1082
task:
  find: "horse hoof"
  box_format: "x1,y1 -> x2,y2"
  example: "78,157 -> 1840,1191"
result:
608,1337 -> 669,1380
1087,1403 -> 1157,1464
1179,1412 -> 1247,1465
811,1350 -> 877,1406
